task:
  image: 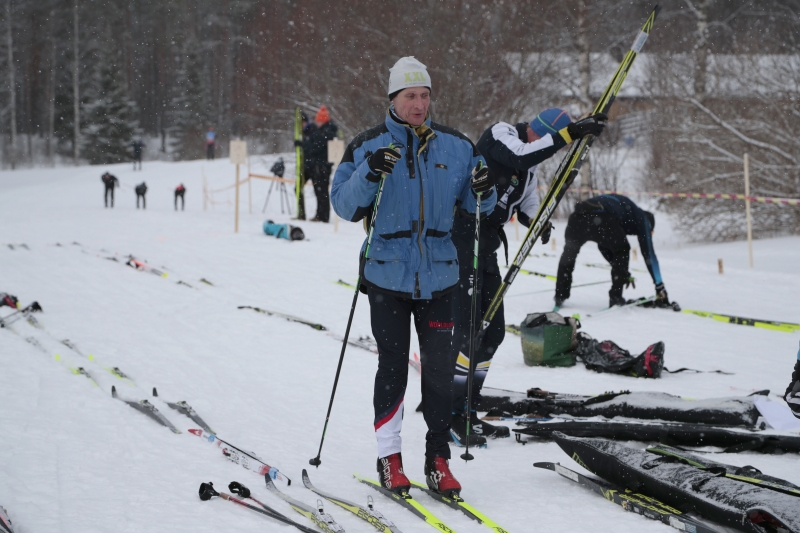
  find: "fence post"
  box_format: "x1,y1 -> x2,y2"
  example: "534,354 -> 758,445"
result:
744,153 -> 753,268
718,258 -> 724,274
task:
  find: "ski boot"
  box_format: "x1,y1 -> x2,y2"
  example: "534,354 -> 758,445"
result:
449,412 -> 487,448
377,453 -> 410,494
425,456 -> 461,498
471,411 -> 510,439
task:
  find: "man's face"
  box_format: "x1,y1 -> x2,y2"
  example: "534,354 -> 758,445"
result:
526,125 -> 541,143
392,87 -> 431,127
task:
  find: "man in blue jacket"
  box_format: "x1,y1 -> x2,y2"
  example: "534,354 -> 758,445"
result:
555,194 -> 671,308
332,56 -> 495,498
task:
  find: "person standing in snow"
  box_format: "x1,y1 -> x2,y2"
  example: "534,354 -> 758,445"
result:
135,182 -> 148,209
450,108 -> 607,447
102,172 -> 119,208
304,105 -> 338,222
331,56 -> 495,498
131,137 -> 146,170
787,342 -> 800,419
206,127 -> 216,160
174,184 -> 186,211
555,194 -> 671,308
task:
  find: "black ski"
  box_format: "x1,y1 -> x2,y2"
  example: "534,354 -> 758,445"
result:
152,387 -> 214,434
0,505 -> 15,533
534,462 -> 724,533
238,305 -> 326,330
112,386 -> 181,434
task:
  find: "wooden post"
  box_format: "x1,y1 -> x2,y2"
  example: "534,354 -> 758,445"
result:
514,215 -> 519,241
632,248 -> 638,261
718,258 -> 724,274
551,236 -> 556,251
203,169 -> 207,212
235,164 -> 240,233
248,156 -> 252,215
744,153 -> 753,268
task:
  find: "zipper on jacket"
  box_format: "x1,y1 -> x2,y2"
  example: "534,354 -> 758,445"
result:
414,272 -> 421,299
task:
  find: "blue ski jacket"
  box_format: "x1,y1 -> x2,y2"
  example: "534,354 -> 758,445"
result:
332,110 -> 496,299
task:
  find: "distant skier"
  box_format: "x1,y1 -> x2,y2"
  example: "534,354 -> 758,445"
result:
304,105 -> 338,222
174,184 -> 186,211
135,182 -> 148,209
555,194 -> 671,308
450,108 -> 606,446
131,137 -> 146,170
332,56 -> 496,498
206,127 -> 216,160
101,172 -> 119,208
787,342 -> 800,419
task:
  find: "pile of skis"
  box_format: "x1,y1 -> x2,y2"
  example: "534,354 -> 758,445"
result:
537,433 -> 800,533
479,386 -> 800,454
200,468 -> 511,533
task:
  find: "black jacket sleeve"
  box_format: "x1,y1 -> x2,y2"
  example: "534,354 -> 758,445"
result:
484,122 -> 567,171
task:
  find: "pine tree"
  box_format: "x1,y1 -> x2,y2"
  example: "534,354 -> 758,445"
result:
81,48 -> 139,165
169,39 -> 211,160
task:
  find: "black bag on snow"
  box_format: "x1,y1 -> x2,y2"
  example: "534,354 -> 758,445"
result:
575,331 -> 664,378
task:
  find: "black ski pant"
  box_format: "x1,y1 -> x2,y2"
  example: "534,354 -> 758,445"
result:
133,154 -> 142,170
104,186 -> 114,208
308,163 -> 331,222
175,191 -> 185,211
369,287 -> 455,459
555,239 -> 630,303
451,228 -> 505,416
136,193 -> 146,209
206,144 -> 215,160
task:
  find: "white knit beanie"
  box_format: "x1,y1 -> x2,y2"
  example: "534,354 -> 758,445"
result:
388,56 -> 431,96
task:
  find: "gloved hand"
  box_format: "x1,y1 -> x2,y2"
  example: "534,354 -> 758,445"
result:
654,283 -> 673,309
540,221 -> 553,244
625,274 -> 636,290
471,164 -> 494,195
1,293 -> 19,309
293,140 -> 303,147
366,147 -> 401,181
567,113 -> 607,139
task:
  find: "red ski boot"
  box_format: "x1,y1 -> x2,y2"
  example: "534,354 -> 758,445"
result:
425,456 -> 462,498
377,453 -> 411,494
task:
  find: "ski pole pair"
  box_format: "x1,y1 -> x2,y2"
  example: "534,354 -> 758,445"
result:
199,481 -> 317,533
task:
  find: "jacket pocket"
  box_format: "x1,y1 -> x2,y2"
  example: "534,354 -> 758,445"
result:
365,236 -> 411,294
429,238 -> 459,291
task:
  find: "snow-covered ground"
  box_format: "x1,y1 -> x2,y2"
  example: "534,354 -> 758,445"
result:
1,158 -> 798,533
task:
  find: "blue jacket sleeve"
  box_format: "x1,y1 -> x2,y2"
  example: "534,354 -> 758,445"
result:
331,154 -> 380,222
635,212 -> 663,286
458,154 -> 496,216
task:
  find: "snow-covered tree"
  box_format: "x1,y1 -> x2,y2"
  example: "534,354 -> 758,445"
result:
80,48 -> 139,165
169,38 -> 212,160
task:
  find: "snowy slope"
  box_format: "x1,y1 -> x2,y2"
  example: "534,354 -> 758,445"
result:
1,158 -> 799,533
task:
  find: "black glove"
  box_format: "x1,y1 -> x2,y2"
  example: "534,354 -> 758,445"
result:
293,140 -> 303,147
625,275 -> 636,290
654,283 -> 672,308
567,113 -> 607,139
471,165 -> 493,195
540,222 -> 553,244
366,147 -> 401,180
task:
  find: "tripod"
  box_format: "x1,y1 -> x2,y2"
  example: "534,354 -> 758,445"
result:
262,179 -> 293,215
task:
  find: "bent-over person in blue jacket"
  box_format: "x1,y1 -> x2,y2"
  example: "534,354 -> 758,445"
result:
331,56 -> 495,498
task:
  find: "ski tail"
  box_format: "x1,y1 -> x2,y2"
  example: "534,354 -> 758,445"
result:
409,480 -> 509,532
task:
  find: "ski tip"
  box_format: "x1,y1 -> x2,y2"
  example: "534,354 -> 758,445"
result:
533,461 -> 555,470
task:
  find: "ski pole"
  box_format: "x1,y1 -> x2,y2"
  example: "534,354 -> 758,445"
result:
309,146 -> 393,467
462,175 -> 483,462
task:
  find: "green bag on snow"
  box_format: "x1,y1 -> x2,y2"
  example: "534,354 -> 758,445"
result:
520,312 -> 578,367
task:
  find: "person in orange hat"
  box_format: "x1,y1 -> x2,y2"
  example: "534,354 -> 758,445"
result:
303,105 -> 338,222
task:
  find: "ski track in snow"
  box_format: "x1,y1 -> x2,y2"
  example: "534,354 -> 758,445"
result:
1,158 -> 799,532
